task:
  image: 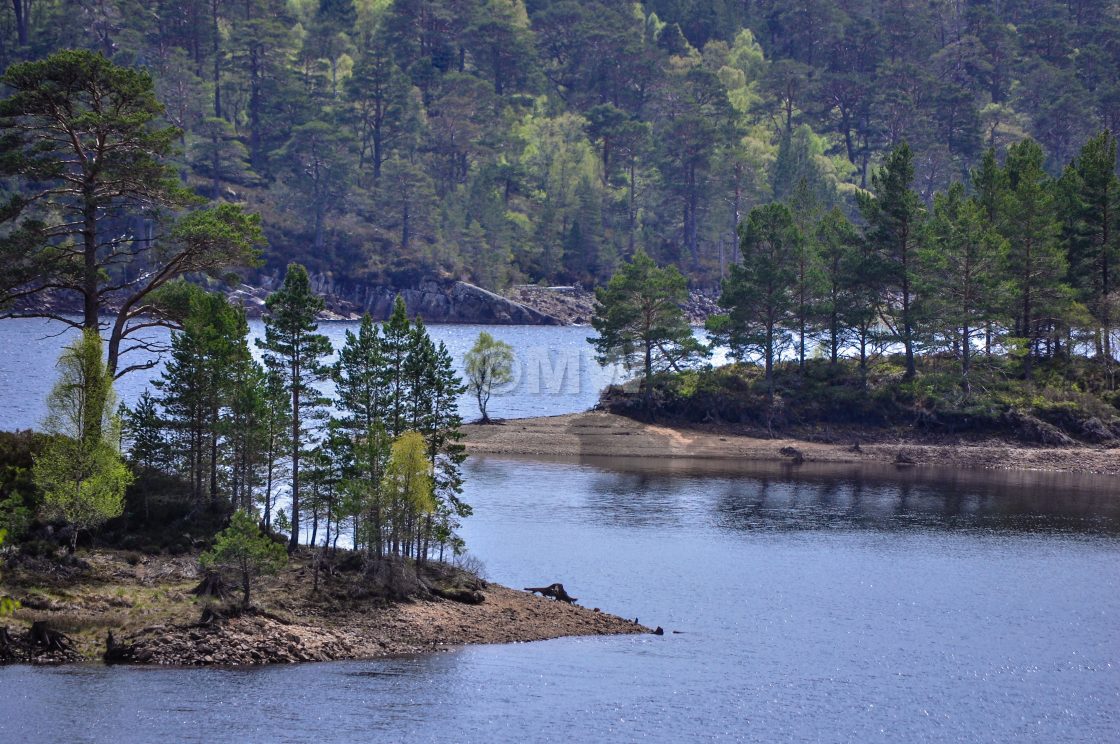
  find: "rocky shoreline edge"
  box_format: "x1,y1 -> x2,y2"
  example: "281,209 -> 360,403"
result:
1,552 -> 653,667
105,585 -> 650,667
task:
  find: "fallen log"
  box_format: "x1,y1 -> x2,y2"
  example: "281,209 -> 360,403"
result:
523,583 -> 577,604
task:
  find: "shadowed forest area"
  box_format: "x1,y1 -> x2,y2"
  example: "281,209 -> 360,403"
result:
1,0 -> 1118,292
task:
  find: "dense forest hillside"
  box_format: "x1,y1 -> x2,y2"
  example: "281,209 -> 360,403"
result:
0,1 -> 1118,291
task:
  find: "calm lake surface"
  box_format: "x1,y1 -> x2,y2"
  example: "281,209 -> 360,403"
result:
1,320 -> 1118,743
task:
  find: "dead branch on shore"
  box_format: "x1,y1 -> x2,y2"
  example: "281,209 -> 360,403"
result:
523,583 -> 577,604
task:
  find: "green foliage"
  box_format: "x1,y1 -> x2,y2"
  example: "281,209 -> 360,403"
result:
33,330 -> 132,549
591,250 -> 708,403
329,302 -> 467,561
382,430 -> 434,519
464,332 -> 515,423
0,529 -> 17,616
618,356 -> 1120,445
0,430 -> 48,541
201,510 -> 287,608
0,50 -> 263,377
156,289 -> 259,506
858,143 -> 924,379
2,3 -> 1117,293
258,263 -> 334,550
917,184 -> 1006,394
711,203 -> 801,391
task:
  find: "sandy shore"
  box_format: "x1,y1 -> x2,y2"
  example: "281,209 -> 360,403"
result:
462,411 -> 1120,476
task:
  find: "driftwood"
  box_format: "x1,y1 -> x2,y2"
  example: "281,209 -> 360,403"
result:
30,621 -> 73,653
779,446 -> 804,464
523,583 -> 577,604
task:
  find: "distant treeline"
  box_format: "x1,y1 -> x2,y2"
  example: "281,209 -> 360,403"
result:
0,0 -> 1116,289
709,135 -> 1120,396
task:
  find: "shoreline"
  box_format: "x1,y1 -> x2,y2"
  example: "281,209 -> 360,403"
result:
0,551 -> 650,667
461,411 -> 1120,477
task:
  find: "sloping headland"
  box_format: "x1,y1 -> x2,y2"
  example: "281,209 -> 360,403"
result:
0,551 -> 649,666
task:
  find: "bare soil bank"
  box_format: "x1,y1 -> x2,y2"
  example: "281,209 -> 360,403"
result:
0,551 -> 649,666
462,411 -> 1120,476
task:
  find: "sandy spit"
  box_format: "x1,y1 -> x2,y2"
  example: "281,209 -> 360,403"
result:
462,411 -> 1120,476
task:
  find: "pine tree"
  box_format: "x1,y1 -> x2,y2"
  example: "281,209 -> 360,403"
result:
156,289 -> 249,505
201,510 -> 287,608
815,208 -> 864,366
0,51 -> 263,377
918,184 -> 1006,395
590,250 -> 708,406
418,337 -> 468,562
1000,139 -> 1070,377
378,297 -> 412,438
1065,131 -> 1119,360
334,313 -> 389,555
259,367 -> 291,529
121,391 -> 167,474
709,203 -> 801,398
257,263 -> 333,551
858,143 -> 924,380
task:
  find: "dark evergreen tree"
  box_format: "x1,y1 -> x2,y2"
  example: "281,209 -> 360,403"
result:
257,263 -> 333,550
709,203 -> 801,398
591,250 -> 709,405
858,143 -> 924,380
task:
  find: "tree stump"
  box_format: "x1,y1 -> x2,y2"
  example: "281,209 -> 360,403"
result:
104,630 -> 138,664
191,571 -> 231,600
523,583 -> 578,604
0,625 -> 19,662
30,621 -> 73,653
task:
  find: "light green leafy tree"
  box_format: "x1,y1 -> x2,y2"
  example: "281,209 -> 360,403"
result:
464,331 -> 514,423
201,509 -> 287,608
33,330 -> 132,551
381,431 -> 434,559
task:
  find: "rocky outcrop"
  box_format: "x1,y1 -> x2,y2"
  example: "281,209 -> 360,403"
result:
505,284 -> 719,326
359,279 -> 562,325
240,275 -> 563,324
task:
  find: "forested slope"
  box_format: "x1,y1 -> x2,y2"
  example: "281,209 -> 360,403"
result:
0,0 -> 1117,291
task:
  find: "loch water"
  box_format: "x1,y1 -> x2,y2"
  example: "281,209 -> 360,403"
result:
0,320 -> 1117,743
